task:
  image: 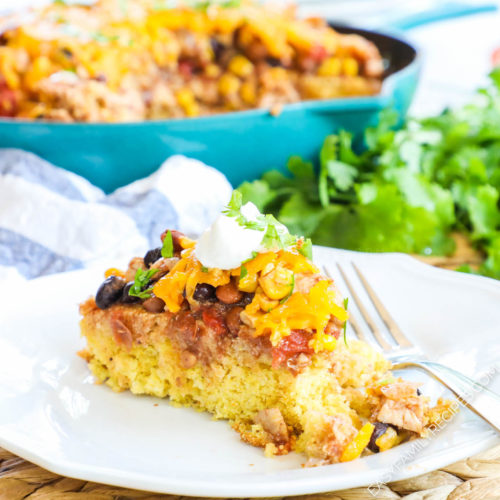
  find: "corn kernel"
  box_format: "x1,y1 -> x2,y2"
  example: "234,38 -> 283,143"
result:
257,291 -> 279,312
308,332 -> 336,352
240,80 -> 257,105
317,57 -> 341,77
238,272 -> 259,293
375,426 -> 402,452
342,57 -> 359,77
218,73 -> 240,96
175,88 -> 199,116
228,54 -> 254,78
340,423 -> 374,462
184,101 -> 200,117
205,63 -> 221,78
24,55 -> 52,90
268,67 -> 288,82
259,265 -> 294,301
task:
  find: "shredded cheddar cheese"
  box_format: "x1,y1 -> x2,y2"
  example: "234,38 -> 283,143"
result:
104,267 -> 125,279
152,243 -> 348,352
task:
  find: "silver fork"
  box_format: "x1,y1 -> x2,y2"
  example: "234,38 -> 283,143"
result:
324,262 -> 500,433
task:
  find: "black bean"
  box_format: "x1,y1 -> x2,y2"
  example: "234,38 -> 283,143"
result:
120,281 -> 140,304
61,47 -> 73,58
210,37 -> 225,61
266,57 -> 282,67
367,422 -> 389,453
193,283 -> 217,302
144,247 -> 162,268
95,276 -> 126,309
417,388 -> 422,396
237,292 -> 254,306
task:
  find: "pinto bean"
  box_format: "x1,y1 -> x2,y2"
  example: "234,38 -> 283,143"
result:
225,306 -> 243,336
110,316 -> 133,351
216,280 -> 243,304
142,296 -> 165,313
171,312 -> 199,349
180,350 -> 197,369
125,257 -> 145,282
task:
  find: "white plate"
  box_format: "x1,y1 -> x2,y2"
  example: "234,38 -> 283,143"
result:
1,247 -> 499,497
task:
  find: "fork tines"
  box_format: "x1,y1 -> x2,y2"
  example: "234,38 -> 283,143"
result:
324,263 -> 413,353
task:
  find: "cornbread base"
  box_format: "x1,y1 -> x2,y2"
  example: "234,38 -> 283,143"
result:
80,298 -> 392,462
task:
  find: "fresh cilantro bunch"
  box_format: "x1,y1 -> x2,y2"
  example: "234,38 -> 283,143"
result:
239,69 -> 500,279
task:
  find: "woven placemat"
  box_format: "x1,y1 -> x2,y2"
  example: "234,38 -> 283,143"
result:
2,444 -> 500,500
3,238 -> 498,500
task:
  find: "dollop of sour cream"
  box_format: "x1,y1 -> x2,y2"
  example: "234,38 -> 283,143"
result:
195,202 -> 268,269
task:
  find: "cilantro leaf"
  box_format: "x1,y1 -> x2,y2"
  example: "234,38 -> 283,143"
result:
240,265 -> 248,280
343,297 -> 349,346
297,238 -> 313,260
161,230 -> 174,258
279,274 -> 295,304
129,268 -> 159,299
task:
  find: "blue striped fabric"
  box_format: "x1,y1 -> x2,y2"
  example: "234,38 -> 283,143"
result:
0,149 -> 232,282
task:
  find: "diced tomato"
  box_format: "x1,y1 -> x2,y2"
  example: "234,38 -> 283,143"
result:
178,61 -> 193,78
492,47 -> 500,67
309,44 -> 328,63
0,80 -> 17,117
202,307 -> 227,335
272,329 -> 314,369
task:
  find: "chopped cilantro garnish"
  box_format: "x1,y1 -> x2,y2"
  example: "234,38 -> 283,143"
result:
129,268 -> 159,299
240,265 -> 248,280
223,191 -> 307,255
201,265 -> 209,273
279,274 -> 295,304
161,230 -> 174,258
91,32 -> 120,43
189,0 -> 241,10
342,297 -> 349,346
297,238 -> 313,260
53,0 -> 66,4
242,251 -> 258,264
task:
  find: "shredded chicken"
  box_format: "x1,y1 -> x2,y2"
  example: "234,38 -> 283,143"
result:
254,408 -> 289,445
375,381 -> 427,434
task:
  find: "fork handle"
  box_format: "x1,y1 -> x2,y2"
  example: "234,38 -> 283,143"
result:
392,360 -> 500,433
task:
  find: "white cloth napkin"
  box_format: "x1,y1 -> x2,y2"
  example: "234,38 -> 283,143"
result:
0,149 -> 232,282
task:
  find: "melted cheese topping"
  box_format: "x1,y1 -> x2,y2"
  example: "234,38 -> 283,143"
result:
153,244 -> 348,351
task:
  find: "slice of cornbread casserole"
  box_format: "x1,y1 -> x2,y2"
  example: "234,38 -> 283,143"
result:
79,193 -> 448,464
